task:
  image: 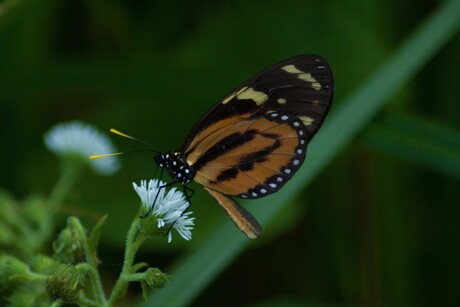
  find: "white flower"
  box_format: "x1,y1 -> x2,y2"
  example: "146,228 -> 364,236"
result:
133,179 -> 195,242
44,121 -> 120,175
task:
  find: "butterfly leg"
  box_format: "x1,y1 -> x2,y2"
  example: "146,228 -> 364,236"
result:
152,164 -> 163,181
164,185 -> 195,235
177,185 -> 194,216
183,185 -> 195,202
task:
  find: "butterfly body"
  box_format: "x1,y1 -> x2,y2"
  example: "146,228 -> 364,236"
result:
154,151 -> 195,185
156,55 -> 334,238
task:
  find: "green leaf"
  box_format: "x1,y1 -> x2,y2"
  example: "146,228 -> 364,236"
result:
140,280 -> 149,301
87,215 -> 108,256
362,111 -> 460,178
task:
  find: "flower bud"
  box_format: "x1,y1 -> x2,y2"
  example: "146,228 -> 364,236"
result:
47,264 -> 86,302
144,268 -> 169,289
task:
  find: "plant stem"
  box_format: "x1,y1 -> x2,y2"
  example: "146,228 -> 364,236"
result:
72,218 -> 107,306
48,159 -> 82,210
107,215 -> 146,306
27,271 -> 49,282
49,299 -> 64,307
78,294 -> 101,307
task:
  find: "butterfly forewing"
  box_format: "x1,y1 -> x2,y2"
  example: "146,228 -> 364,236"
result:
182,54 -> 333,157
183,55 -> 333,201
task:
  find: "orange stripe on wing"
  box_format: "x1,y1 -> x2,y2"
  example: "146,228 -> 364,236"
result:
185,115 -> 251,165
193,117 -> 303,197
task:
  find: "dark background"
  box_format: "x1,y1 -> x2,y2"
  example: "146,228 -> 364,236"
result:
1,0 -> 459,306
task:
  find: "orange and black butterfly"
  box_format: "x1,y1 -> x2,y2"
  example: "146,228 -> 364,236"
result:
152,54 -> 334,238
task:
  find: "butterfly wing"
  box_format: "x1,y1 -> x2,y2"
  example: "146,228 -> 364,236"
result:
182,54 -> 334,199
182,54 -> 333,155
181,55 -> 333,238
190,112 -> 308,199
204,187 -> 262,239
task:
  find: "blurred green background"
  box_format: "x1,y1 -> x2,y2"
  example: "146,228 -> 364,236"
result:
1,0 -> 460,306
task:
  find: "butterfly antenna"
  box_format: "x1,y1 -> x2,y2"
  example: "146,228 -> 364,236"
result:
109,128 -> 158,153
89,152 -> 125,159
89,128 -> 159,160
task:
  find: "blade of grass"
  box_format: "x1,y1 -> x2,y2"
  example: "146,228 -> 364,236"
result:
143,1 -> 460,306
362,111 -> 460,178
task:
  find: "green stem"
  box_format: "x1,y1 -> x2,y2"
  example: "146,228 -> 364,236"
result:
123,272 -> 145,282
78,294 -> 101,307
49,299 -> 64,307
72,218 -> 107,306
48,160 -> 82,210
27,271 -> 49,282
9,271 -> 48,283
107,215 -> 146,306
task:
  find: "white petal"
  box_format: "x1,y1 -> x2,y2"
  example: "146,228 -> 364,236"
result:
133,178 -> 195,242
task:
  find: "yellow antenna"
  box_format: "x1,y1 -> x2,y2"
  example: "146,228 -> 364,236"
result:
109,128 -> 157,151
89,128 -> 158,160
110,128 -> 137,140
89,152 -> 124,159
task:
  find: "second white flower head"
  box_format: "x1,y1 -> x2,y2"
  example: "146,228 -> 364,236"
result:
44,121 -> 120,175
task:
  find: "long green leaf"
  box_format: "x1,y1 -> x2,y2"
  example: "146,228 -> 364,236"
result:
143,1 -> 460,306
362,111 -> 460,178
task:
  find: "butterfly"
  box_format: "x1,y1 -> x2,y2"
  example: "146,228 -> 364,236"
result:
150,54 -> 334,239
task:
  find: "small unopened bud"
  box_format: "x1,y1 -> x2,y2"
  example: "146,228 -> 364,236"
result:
144,268 -> 169,289
53,226 -> 84,263
53,217 -> 88,264
47,264 -> 86,302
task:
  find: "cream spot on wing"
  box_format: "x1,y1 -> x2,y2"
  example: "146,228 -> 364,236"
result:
237,87 -> 268,106
299,116 -> 314,126
222,86 -> 248,104
281,64 -> 304,74
298,73 -> 321,90
277,98 -> 287,104
236,86 -> 248,95
222,93 -> 236,104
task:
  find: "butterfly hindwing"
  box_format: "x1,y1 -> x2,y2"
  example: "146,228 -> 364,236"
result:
192,111 -> 307,199
204,187 -> 262,239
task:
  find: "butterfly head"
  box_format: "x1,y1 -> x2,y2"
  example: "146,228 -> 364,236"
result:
154,151 -> 195,184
